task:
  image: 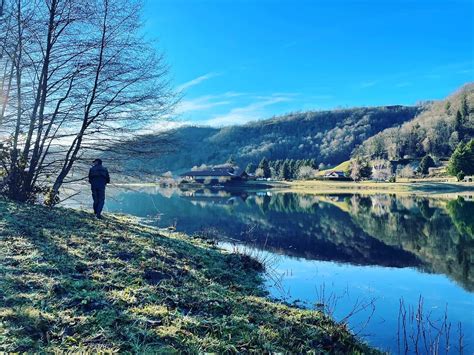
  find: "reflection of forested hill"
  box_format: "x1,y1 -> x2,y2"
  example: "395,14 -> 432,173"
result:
237,194 -> 422,268
106,188 -> 473,290
343,195 -> 474,291
107,190 -> 422,268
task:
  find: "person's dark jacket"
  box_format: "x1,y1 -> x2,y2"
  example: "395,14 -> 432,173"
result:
89,165 -> 110,189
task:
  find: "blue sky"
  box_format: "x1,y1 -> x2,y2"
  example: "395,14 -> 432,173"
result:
143,0 -> 473,127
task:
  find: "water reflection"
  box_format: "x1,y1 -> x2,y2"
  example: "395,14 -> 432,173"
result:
68,187 -> 474,351
102,188 -> 473,292
346,194 -> 474,292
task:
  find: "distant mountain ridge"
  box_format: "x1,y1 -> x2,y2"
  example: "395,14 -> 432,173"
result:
123,105 -> 420,175
114,83 -> 472,176
354,83 -> 474,160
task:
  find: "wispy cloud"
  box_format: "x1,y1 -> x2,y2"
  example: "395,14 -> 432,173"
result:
176,72 -> 221,92
359,80 -> 378,89
140,119 -> 190,135
204,94 -> 295,127
176,96 -> 231,115
175,92 -> 245,115
396,82 -> 412,88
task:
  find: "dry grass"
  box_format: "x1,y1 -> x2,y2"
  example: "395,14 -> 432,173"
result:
280,180 -> 474,198
316,160 -> 352,176
0,199 -> 377,353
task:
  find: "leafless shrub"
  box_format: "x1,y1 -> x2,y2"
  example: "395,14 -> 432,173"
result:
314,283 -> 377,337
397,296 -> 465,354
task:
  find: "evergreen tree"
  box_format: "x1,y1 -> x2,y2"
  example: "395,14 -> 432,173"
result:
455,110 -> 465,141
279,160 -> 291,180
273,160 -> 282,177
447,139 -> 474,178
245,162 -> 256,174
267,160 -> 275,170
350,158 -> 372,181
460,94 -> 469,119
226,155 -> 236,166
258,158 -> 271,178
445,101 -> 452,115
277,159 -> 287,179
361,164 -> 372,179
289,159 -> 298,179
295,160 -> 304,176
269,160 -> 280,178
418,155 -> 435,175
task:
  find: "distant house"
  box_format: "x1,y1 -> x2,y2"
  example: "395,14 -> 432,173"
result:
180,166 -> 247,185
323,171 -> 348,180
463,176 -> 474,183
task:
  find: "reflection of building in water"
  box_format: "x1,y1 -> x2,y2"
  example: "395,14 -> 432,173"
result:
179,188 -> 249,206
180,166 -> 247,185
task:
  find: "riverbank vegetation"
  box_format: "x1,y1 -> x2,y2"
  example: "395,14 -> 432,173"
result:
0,199 -> 376,353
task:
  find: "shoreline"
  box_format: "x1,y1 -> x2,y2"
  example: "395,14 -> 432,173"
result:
273,180 -> 474,199
0,199 -> 377,353
107,180 -> 474,200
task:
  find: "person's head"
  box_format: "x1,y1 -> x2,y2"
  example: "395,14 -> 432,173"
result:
93,158 -> 103,166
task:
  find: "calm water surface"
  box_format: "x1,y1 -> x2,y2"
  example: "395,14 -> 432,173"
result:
68,186 -> 474,353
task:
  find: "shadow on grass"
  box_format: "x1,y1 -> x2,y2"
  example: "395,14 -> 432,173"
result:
0,199 -> 376,353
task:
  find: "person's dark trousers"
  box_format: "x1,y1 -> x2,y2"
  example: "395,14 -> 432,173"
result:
91,188 -> 106,217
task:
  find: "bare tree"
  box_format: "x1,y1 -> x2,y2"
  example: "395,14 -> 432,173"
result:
371,159 -> 393,181
0,0 -> 175,203
297,165 -> 317,180
349,158 -> 372,181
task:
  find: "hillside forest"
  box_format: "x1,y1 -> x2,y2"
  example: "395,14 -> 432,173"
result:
119,84 -> 473,181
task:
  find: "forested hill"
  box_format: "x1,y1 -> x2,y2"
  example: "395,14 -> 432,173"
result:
353,83 -> 474,161
127,105 -> 419,174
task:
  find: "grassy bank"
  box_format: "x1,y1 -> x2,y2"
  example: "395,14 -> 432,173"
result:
280,180 -> 474,197
0,199 -> 376,353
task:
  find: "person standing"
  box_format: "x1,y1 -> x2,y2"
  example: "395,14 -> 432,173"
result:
88,159 -> 110,219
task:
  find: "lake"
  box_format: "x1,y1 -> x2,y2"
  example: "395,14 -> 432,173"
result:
67,186 -> 474,353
